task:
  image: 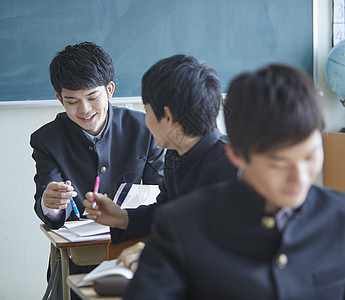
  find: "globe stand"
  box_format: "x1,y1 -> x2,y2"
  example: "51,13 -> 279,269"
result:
339,99 -> 345,133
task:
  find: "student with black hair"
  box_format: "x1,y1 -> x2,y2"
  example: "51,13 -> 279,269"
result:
31,41 -> 164,230
83,54 -> 236,244
30,42 -> 164,299
124,64 -> 345,299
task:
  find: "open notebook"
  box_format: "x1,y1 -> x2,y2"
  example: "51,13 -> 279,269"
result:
64,220 -> 109,237
52,219 -> 110,242
77,259 -> 133,287
51,184 -> 159,242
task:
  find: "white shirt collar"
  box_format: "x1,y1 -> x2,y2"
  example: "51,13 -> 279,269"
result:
275,206 -> 294,232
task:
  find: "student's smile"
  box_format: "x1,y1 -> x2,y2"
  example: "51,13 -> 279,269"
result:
78,113 -> 97,123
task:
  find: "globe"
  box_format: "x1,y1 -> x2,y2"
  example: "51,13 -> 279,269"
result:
326,40 -> 345,102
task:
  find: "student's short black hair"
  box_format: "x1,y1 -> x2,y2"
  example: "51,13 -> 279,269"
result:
224,64 -> 324,162
49,41 -> 114,95
142,54 -> 221,137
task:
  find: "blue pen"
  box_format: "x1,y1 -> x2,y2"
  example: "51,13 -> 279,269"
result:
70,197 -> 80,219
64,182 -> 80,218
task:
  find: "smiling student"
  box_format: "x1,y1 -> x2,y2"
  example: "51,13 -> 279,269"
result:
124,64 -> 345,299
31,41 -> 164,230
30,41 -> 164,299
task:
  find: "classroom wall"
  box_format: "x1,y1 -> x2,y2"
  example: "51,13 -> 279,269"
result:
0,1 -> 342,299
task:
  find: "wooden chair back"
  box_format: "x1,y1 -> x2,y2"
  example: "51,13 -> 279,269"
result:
323,132 -> 345,193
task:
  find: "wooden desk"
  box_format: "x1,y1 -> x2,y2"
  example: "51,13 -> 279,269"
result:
40,223 -> 110,300
67,274 -> 122,300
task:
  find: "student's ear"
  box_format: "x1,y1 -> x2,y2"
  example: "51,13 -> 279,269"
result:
163,106 -> 175,127
55,92 -> 63,105
106,81 -> 115,99
224,143 -> 246,168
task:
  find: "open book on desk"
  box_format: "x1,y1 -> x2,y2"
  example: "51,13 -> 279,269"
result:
77,259 -> 133,287
52,220 -> 110,242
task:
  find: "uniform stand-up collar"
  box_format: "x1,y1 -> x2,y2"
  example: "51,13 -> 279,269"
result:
165,129 -> 222,169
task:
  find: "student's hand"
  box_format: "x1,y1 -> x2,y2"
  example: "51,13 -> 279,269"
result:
116,242 -> 146,272
83,192 -> 129,230
43,180 -> 77,210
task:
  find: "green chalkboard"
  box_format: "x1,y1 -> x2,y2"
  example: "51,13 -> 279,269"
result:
0,0 -> 313,102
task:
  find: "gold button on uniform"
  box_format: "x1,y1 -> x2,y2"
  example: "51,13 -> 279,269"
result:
89,145 -> 93,151
261,216 -> 275,229
100,166 -> 107,173
276,253 -> 288,269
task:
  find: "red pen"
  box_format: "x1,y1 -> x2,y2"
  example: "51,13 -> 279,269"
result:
92,176 -> 100,208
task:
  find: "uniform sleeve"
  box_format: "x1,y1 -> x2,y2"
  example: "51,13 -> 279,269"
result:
30,133 -> 68,229
124,207 -> 188,299
110,203 -> 156,243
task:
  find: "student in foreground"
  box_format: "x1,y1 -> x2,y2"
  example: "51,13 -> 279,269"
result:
124,64 -> 345,299
84,54 -> 236,243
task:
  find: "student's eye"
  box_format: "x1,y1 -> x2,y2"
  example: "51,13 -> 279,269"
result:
305,154 -> 316,162
66,101 -> 78,105
271,163 -> 288,170
89,95 -> 100,101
